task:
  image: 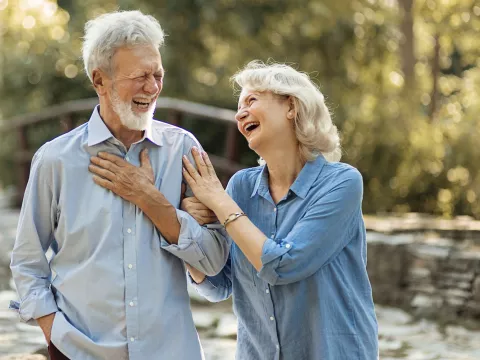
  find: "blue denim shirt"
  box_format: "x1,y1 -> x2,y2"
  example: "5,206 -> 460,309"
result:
190,156 -> 379,360
10,106 -> 229,360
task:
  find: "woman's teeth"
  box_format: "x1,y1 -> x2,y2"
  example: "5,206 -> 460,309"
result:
245,123 -> 260,132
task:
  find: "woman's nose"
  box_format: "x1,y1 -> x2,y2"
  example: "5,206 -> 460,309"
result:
235,110 -> 248,122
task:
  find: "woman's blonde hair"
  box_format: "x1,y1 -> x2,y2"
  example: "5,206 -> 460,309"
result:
231,61 -> 341,163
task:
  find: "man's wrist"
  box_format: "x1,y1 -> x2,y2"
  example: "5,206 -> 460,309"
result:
136,182 -> 161,210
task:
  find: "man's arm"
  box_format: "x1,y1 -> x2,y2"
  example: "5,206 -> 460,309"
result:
10,145 -> 58,342
89,149 -> 181,244
89,149 -> 230,276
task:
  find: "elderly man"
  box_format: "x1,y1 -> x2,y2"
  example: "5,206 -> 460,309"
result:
10,10 -> 228,360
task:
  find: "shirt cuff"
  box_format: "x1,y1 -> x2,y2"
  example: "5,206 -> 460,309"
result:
187,272 -> 218,294
10,288 -> 58,324
257,238 -> 294,285
160,209 -> 207,264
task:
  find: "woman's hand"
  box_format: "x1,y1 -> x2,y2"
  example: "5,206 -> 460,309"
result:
182,147 -> 230,213
181,196 -> 218,225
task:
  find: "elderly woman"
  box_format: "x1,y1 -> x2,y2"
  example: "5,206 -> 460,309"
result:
182,61 -> 378,359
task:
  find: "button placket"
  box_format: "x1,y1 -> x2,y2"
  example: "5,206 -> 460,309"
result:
123,200 -> 138,351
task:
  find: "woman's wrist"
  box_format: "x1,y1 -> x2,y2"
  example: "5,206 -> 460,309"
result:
211,194 -> 243,224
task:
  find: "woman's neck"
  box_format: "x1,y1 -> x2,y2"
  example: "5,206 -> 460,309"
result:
261,145 -> 305,202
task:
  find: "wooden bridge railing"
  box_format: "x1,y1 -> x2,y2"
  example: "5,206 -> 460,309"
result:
0,97 -> 245,206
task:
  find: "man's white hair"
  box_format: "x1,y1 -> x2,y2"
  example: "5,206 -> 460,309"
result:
232,61 -> 341,163
82,10 -> 165,83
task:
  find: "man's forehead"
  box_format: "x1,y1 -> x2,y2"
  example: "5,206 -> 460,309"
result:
114,46 -> 163,71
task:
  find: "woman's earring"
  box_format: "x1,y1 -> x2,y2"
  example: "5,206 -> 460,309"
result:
287,111 -> 294,119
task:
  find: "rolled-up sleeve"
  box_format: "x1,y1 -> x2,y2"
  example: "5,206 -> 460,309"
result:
161,210 -> 230,276
187,253 -> 232,302
10,144 -> 58,323
161,134 -> 232,276
257,168 -> 363,285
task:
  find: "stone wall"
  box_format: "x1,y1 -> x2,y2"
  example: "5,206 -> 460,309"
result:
367,231 -> 480,327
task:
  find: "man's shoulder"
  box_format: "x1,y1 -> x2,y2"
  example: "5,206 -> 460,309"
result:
35,123 -> 88,162
151,119 -> 199,145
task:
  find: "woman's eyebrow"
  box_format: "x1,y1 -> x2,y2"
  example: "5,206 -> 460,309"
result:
238,95 -> 248,109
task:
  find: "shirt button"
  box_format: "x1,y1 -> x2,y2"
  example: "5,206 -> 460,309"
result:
270,316 -> 275,321
127,228 -> 132,234
126,156 -> 130,161
270,235 -> 274,239
265,289 -> 269,294
276,344 -> 280,349
285,244 -> 291,249
129,301 -> 135,307
274,208 -> 277,212
128,264 -> 133,269
130,337 -> 135,342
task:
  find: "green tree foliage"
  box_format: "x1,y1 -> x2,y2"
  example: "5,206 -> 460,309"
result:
0,0 -> 479,218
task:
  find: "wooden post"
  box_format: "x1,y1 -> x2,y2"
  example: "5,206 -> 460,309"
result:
60,114 -> 74,132
16,126 -> 30,206
222,124 -> 239,184
167,110 -> 182,127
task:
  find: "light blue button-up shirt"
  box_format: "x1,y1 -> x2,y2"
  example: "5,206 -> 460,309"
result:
190,156 -> 379,359
10,106 -> 229,360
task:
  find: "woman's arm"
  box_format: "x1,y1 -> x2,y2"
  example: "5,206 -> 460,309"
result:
187,253 -> 233,303
183,148 -> 363,285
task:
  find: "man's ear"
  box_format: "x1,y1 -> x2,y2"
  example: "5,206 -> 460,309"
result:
92,69 -> 108,95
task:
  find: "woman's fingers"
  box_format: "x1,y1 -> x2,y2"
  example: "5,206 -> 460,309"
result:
202,151 -> 217,177
191,147 -> 209,177
182,156 -> 200,181
182,165 -> 196,188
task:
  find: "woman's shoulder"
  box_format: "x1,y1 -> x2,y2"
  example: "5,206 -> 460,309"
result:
322,161 -> 363,183
227,166 -> 264,194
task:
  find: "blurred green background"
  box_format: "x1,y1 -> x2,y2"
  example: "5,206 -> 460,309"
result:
0,0 -> 479,219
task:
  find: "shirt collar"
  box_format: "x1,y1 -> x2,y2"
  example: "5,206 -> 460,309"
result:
87,105 -> 163,147
87,106 -> 112,146
289,155 -> 326,199
250,165 -> 269,198
250,155 -> 326,200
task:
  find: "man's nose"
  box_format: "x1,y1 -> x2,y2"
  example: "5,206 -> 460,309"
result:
144,75 -> 160,95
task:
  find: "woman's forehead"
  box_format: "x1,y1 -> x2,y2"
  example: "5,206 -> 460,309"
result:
238,88 -> 264,102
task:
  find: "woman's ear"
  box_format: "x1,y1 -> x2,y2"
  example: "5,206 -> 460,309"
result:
287,96 -> 296,120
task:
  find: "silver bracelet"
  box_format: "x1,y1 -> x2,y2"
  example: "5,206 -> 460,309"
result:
223,212 -> 246,228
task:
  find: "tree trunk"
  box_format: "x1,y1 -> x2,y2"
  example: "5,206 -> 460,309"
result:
430,34 -> 440,121
399,0 -> 416,90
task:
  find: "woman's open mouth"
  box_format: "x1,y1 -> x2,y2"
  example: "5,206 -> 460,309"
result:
244,122 -> 260,136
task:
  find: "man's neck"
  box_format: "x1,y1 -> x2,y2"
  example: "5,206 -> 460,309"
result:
99,104 -> 144,150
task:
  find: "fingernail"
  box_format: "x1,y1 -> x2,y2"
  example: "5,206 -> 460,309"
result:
192,146 -> 198,152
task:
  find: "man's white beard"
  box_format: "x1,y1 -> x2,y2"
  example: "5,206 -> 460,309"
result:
111,89 -> 156,131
